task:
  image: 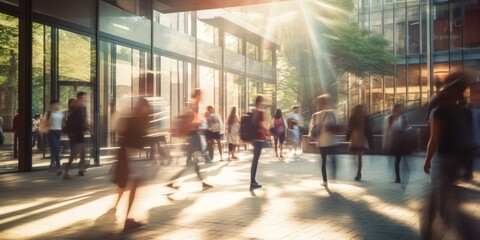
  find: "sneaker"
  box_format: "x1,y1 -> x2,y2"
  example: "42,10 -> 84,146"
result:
322,181 -> 328,187
249,182 -> 262,191
166,183 -> 179,190
56,170 -> 62,176
354,174 -> 362,181
202,182 -> 213,191
63,174 -> 73,180
123,218 -> 143,231
78,170 -> 85,176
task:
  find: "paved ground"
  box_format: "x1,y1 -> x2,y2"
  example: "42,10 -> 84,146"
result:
0,148 -> 479,240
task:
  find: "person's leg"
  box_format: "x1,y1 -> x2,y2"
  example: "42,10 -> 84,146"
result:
77,142 -> 86,174
319,147 -> 328,184
49,132 -> 55,167
228,143 -> 233,159
123,180 -> 144,230
355,152 -> 363,180
216,139 -> 223,160
273,137 -> 278,157
232,144 -> 237,158
207,137 -> 214,160
250,141 -> 262,186
64,141 -> 79,177
114,187 -> 125,209
279,134 -> 285,158
395,154 -> 401,182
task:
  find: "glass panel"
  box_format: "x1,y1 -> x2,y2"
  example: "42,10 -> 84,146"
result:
224,49 -> 245,71
0,13 -> 18,173
247,58 -> 263,77
371,11 -> 383,35
33,0 -> 96,29
385,10 -> 394,53
197,20 -> 219,45
371,75 -> 384,113
103,0 -> 152,19
395,6 -> 406,56
450,0 -> 462,50
420,61 -> 429,107
153,23 -> 195,58
0,0 -> 18,6
225,73 -> 246,115
371,0 -> 382,11
464,1 -> 480,49
225,32 -> 243,54
197,39 -> 222,65
58,29 -> 92,82
99,0 -> 151,46
262,48 -> 272,66
248,79 -> 262,106
247,42 -> 258,60
434,4 -> 449,52
199,66 -> 221,118
407,63 -> 421,108
421,4 -> 427,53
433,62 -> 449,92
262,64 -> 275,80
396,64 -> 407,103
264,83 -> 275,106
407,6 -> 420,55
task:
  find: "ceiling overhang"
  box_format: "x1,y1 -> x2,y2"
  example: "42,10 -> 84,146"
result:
156,0 -> 287,13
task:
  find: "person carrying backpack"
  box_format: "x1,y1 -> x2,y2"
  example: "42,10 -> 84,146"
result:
249,95 -> 268,191
270,109 -> 286,159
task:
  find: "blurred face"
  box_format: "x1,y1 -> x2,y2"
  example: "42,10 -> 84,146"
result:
77,95 -> 87,106
51,103 -> 59,111
293,108 -> 299,114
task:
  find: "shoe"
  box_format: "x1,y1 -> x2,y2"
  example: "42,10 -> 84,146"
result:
395,178 -> 401,183
202,182 -> 213,190
166,183 -> 179,190
322,181 -> 328,186
354,174 -> 362,181
232,156 -> 239,160
280,155 -> 283,159
78,170 -> 85,176
123,218 -> 143,231
56,170 -> 62,176
63,174 -> 73,180
249,182 -> 262,191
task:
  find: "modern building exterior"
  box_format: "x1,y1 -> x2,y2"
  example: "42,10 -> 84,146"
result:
339,0 -> 480,120
0,0 -> 279,173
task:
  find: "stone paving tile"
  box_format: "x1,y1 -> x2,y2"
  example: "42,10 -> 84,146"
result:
0,149 -> 479,239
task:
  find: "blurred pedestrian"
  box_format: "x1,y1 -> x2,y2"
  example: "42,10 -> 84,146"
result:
421,72 -> 473,239
270,109 -> 286,159
346,105 -> 373,181
32,113 -> 41,149
309,94 -> 338,186
63,92 -> 88,179
287,106 -> 302,155
383,103 -> 408,183
45,100 -> 64,176
111,97 -> 152,231
205,106 -> 224,161
249,95 -> 268,191
226,106 -> 240,160
167,89 -> 213,190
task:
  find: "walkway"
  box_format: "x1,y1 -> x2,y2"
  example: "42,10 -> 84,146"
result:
0,149 -> 479,240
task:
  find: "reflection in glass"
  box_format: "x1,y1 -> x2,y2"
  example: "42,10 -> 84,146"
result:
0,13 -> 18,173
395,6 -> 406,56
58,29 -> 92,82
434,4 -> 449,52
408,6 -> 420,55
247,42 -> 258,60
226,73 -> 246,115
199,66 -> 221,118
225,32 -> 243,54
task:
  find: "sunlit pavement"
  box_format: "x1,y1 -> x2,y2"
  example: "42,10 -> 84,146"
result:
1,149 -> 479,240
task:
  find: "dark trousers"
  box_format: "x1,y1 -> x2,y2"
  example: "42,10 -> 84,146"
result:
14,133 -> 19,158
250,141 -> 263,184
319,146 -> 336,182
49,130 -> 61,169
395,154 -> 402,180
228,143 -> 236,152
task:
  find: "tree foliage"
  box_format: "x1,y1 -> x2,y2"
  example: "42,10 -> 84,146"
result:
327,23 -> 396,78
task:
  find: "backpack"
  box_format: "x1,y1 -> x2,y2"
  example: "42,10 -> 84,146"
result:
240,111 -> 258,142
170,112 -> 195,137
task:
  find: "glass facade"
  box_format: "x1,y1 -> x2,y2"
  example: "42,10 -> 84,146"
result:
0,1 -> 278,173
346,0 -> 480,123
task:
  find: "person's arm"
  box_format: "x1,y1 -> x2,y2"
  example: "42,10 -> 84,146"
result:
424,111 -> 441,173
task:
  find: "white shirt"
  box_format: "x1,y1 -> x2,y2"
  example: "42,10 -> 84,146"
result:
47,111 -> 65,130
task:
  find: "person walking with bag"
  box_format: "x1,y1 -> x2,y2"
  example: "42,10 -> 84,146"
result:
383,103 -> 408,183
309,94 -> 339,186
226,106 -> 240,160
287,106 -> 302,155
249,95 -> 268,191
346,105 -> 373,181
270,109 -> 286,159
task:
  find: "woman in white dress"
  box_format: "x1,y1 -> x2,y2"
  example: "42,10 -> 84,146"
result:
226,106 -> 240,160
